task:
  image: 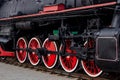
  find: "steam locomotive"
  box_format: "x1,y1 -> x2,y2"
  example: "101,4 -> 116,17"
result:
0,0 -> 119,78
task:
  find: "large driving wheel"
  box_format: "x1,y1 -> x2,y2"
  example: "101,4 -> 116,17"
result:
81,40 -> 102,77
59,40 -> 79,73
16,37 -> 28,63
28,37 -> 41,66
42,38 -> 58,69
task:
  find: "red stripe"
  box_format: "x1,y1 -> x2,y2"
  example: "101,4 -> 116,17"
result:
0,2 -> 117,21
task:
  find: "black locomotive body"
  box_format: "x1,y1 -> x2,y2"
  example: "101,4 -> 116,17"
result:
0,0 -> 120,78
0,0 -> 114,18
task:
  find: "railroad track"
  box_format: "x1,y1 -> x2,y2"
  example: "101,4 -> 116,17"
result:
0,57 -> 118,80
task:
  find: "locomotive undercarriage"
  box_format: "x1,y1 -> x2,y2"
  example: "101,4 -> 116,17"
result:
13,18 -> 103,77
0,1 -> 119,78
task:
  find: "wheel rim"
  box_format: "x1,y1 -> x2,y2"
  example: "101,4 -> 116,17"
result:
28,37 -> 41,66
16,37 -> 27,63
81,41 -> 102,77
59,40 -> 78,73
81,60 -> 102,77
42,38 -> 58,69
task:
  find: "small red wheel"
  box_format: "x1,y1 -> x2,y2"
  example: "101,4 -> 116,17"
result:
42,38 -> 58,69
59,40 -> 79,73
16,37 -> 28,63
28,37 -> 41,66
81,41 -> 102,77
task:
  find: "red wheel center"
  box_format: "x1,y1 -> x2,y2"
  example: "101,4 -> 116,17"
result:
43,41 -> 57,67
29,39 -> 40,64
17,40 -> 27,61
61,55 -> 77,70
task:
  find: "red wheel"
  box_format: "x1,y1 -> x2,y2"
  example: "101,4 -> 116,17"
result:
59,40 -> 79,72
16,37 -> 28,63
81,41 -> 102,77
42,38 -> 58,69
28,37 -> 41,66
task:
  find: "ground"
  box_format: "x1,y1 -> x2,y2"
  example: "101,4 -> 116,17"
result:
0,63 -> 77,80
